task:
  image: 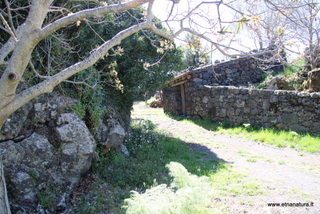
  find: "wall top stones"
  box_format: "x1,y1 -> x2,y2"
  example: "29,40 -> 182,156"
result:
170,56 -> 283,88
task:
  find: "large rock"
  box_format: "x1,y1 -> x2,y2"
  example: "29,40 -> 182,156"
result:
303,68 -> 320,92
97,123 -> 127,155
106,124 -> 126,148
55,112 -> 96,180
0,93 -> 97,213
265,76 -> 295,90
0,102 -> 33,141
0,134 -> 56,205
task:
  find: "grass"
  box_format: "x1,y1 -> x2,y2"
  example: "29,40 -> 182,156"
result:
220,126 -> 320,153
175,117 -> 320,153
76,118 -> 264,213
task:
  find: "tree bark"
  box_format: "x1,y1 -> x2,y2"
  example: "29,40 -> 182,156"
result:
0,159 -> 11,214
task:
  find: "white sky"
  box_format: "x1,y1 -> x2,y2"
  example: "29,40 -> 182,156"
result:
145,0 -> 302,61
146,0 -> 257,60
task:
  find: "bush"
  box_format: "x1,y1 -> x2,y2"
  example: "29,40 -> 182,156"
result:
123,162 -> 214,214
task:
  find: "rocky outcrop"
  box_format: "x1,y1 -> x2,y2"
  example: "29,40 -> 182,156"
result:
0,93 -> 127,213
149,91 -> 164,108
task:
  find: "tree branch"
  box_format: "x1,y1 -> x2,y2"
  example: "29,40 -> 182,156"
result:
1,21 -> 156,121
38,0 -> 152,41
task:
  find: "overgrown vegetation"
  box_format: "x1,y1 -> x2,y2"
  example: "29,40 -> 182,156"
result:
92,119 -> 220,188
77,119 -> 264,213
177,117 -> 320,153
256,58 -> 306,90
123,162 -> 215,214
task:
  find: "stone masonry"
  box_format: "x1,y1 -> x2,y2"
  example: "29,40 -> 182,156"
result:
163,57 -> 320,135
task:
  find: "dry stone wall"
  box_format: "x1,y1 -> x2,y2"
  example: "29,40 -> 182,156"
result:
189,57 -> 282,87
163,83 -> 320,135
163,56 -> 319,135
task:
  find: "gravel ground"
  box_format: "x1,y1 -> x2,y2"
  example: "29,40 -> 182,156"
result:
132,102 -> 320,214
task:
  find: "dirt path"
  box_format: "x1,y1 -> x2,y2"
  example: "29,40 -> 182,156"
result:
132,103 -> 320,214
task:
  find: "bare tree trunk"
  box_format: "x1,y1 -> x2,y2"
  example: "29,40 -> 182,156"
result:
0,159 -> 11,214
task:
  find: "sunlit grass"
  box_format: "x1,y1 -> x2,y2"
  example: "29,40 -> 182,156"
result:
84,118 -> 265,213
123,161 -> 264,214
180,117 -> 320,153
143,103 -> 319,153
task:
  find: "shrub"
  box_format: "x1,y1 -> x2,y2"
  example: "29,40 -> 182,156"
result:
123,162 -> 214,214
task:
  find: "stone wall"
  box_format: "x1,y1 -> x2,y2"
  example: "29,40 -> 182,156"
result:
163,84 -> 320,135
163,55 -> 320,135
188,57 -> 282,87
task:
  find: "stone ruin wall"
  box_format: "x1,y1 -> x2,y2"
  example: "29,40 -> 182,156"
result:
163,57 -> 320,135
190,56 -> 282,87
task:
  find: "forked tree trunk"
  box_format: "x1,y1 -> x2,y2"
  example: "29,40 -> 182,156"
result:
0,159 -> 11,214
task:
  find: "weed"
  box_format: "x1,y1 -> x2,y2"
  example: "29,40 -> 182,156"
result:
29,169 -> 38,182
237,150 -> 251,156
89,119 -> 224,212
37,187 -> 55,209
246,158 -> 257,163
278,160 -> 286,165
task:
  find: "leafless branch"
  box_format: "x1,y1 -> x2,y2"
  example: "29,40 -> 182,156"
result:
0,14 -> 17,42
4,0 -> 16,33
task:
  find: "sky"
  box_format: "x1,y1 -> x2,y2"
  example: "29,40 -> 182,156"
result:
144,0 -> 303,61
145,0 -> 237,60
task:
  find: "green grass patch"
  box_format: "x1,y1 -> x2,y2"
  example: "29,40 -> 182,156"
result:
237,150 -> 251,156
229,128 -> 320,153
246,158 -> 257,163
83,118 -> 264,213
278,160 -> 286,165
177,117 -> 320,153
208,167 -> 263,197
87,119 -> 224,213
123,162 -> 264,214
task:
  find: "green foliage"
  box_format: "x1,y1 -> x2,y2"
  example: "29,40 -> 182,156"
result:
69,6 -> 183,125
91,118 -> 222,195
123,162 -> 214,214
37,187 -> 55,209
72,101 -> 86,119
4,1 -> 183,130
283,59 -> 304,76
83,107 -> 267,213
92,119 -> 181,189
69,71 -> 107,133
